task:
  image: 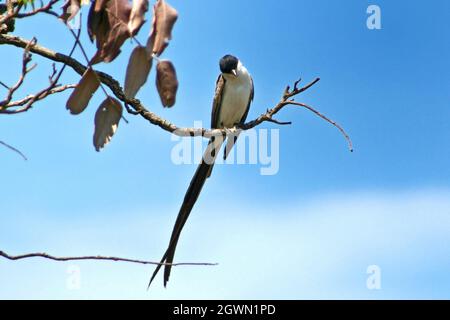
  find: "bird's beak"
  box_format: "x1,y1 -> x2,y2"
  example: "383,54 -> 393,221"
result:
231,69 -> 238,77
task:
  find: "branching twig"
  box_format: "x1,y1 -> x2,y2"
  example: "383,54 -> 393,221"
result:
0,0 -> 59,24
0,22 -> 80,114
0,250 -> 218,267
16,20 -> 81,113
4,83 -> 75,109
0,37 -> 36,109
242,77 -> 353,151
15,0 -> 59,19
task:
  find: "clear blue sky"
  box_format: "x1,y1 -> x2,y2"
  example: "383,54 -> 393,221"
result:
1,0 -> 450,299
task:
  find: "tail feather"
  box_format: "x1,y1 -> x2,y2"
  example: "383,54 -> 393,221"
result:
148,137 -> 223,288
223,131 -> 241,160
162,159 -> 214,286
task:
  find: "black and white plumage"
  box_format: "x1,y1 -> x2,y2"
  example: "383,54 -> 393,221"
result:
148,55 -> 254,288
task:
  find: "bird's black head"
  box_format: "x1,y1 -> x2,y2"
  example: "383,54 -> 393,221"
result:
219,54 -> 239,75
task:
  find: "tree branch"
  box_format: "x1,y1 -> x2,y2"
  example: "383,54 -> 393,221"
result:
0,37 -> 36,108
14,0 -> 60,19
0,0 -> 59,27
0,250 -> 218,267
3,83 -> 76,109
0,33 -> 353,150
0,22 -> 80,114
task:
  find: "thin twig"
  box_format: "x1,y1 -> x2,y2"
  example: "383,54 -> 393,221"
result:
0,37 -> 36,108
0,250 -> 218,267
0,19 -> 80,114
0,140 -> 27,160
1,84 -> 75,110
18,25 -> 80,112
288,101 -> 353,152
264,117 -> 292,126
14,0 -> 59,19
66,21 -> 111,98
66,22 -> 130,125
1,0 -> 58,27
0,81 -> 10,90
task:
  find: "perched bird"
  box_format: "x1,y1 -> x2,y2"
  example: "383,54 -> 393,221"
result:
148,54 -> 254,288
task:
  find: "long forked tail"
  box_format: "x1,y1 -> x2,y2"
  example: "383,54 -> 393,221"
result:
148,137 -> 222,288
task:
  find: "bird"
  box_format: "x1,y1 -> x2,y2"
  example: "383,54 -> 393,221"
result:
148,54 -> 254,288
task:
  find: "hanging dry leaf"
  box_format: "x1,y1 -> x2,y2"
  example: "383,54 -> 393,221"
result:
94,0 -> 109,12
87,2 -> 108,44
147,0 -> 178,57
88,0 -> 132,64
66,67 -> 100,115
60,0 -> 81,22
93,97 -> 123,152
156,60 -> 178,108
128,0 -> 149,36
124,46 -> 152,99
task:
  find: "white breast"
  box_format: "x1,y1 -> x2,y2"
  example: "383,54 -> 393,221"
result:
218,64 -> 253,128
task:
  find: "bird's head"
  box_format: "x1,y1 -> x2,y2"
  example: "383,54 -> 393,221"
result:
220,54 -> 239,77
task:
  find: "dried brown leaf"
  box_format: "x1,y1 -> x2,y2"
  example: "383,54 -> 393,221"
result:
128,0 -> 149,36
87,2 -> 107,43
88,0 -> 132,64
60,0 -> 81,22
66,67 -> 100,115
124,46 -> 152,99
156,60 -> 178,108
94,0 -> 109,12
93,97 -> 123,152
147,0 -> 178,57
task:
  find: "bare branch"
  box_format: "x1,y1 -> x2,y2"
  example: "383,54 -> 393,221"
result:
16,21 -> 82,113
0,80 -> 9,89
0,33 -> 352,150
15,0 -> 59,19
0,80 -> 10,89
0,37 -> 36,109
0,140 -> 27,160
1,83 -> 75,112
283,77 -> 321,100
264,117 -> 292,126
0,0 -> 59,25
0,250 -> 218,267
0,23 -> 80,114
287,101 -> 353,152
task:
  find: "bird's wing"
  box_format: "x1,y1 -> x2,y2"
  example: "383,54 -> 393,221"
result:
211,74 -> 226,129
207,74 -> 226,175
148,75 -> 228,288
223,76 -> 254,160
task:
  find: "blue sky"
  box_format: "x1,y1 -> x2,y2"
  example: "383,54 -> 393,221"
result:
1,0 -> 450,299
